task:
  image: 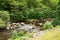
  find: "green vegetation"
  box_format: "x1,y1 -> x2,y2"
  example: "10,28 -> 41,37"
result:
54,25 -> 60,28
0,19 -> 6,28
0,11 -> 10,28
0,0 -> 60,40
0,0 -> 60,25
32,28 -> 60,40
43,21 -> 53,29
8,30 -> 34,40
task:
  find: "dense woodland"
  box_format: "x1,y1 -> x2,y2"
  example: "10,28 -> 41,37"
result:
0,0 -> 60,40
0,0 -> 60,23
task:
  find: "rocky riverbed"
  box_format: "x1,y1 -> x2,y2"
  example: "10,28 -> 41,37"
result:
0,18 -> 52,40
0,22 -> 44,40
7,22 -> 43,32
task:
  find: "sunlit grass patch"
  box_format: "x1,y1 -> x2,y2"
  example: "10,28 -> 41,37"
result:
32,28 -> 60,40
55,25 -> 60,28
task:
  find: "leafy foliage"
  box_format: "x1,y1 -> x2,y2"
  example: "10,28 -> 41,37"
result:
8,30 -> 34,40
0,19 -> 6,28
43,21 -> 53,29
0,0 -> 60,26
52,5 -> 60,26
0,11 -> 10,28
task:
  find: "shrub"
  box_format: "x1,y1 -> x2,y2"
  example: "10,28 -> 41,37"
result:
52,18 -> 60,27
28,8 -> 44,20
12,30 -> 18,39
10,10 -> 29,22
52,5 -> 60,26
0,11 -> 10,28
43,21 -> 53,29
0,19 -> 6,28
0,11 -> 10,21
10,11 -> 24,22
18,31 -> 24,37
8,30 -> 34,40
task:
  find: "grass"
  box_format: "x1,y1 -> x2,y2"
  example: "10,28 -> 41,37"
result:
32,28 -> 60,40
55,25 -> 60,28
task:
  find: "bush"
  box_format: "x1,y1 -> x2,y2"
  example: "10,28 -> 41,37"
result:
52,18 -> 60,27
0,11 -> 10,28
12,30 -> 18,39
28,8 -> 44,20
0,19 -> 6,28
10,11 -> 23,22
43,21 -> 53,29
10,10 -> 29,22
8,30 -> 34,40
18,31 -> 24,37
52,5 -> 60,26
